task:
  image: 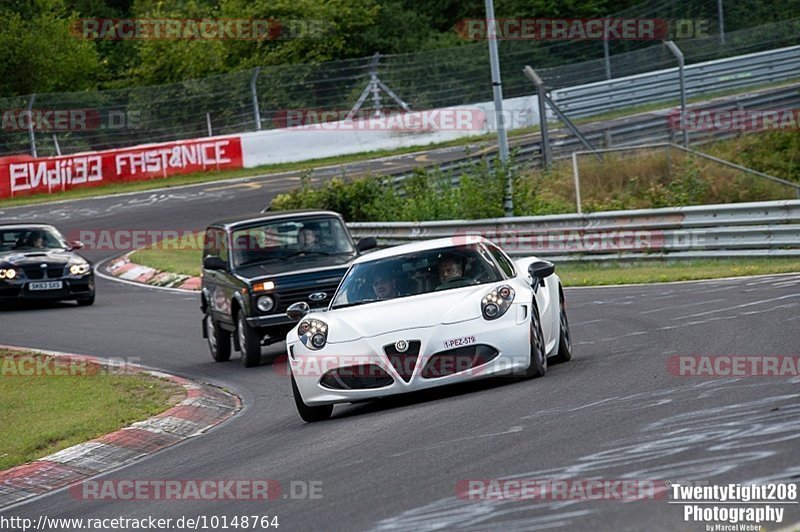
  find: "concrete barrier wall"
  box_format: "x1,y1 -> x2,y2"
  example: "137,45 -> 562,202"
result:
239,95 -> 540,167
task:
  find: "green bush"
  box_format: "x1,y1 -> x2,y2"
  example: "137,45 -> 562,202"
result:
644,157 -> 710,208
270,157 -> 556,222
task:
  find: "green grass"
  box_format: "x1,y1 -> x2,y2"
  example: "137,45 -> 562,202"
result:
558,258 -> 800,287
130,232 -> 204,278
0,351 -> 183,470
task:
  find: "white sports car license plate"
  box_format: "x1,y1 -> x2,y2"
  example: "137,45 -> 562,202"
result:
29,281 -> 63,291
443,335 -> 476,349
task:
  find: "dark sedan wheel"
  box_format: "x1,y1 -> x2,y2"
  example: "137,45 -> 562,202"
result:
292,375 -> 333,423
237,312 -> 262,367
525,303 -> 547,378
206,313 -> 231,362
76,293 -> 95,306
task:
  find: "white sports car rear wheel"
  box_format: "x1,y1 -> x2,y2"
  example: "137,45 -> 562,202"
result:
550,289 -> 572,364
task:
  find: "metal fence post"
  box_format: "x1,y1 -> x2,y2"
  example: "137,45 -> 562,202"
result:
718,0 -> 726,46
571,152 -> 583,214
27,93 -> 37,158
250,68 -> 262,131
523,66 -> 551,170
370,53 -> 382,116
603,129 -> 613,148
206,113 -> 213,137
665,41 -> 689,147
603,21 -> 611,80
52,134 -> 61,156
485,0 -> 512,217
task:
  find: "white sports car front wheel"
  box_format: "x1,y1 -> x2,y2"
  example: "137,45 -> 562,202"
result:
524,303 -> 547,378
292,374 -> 333,423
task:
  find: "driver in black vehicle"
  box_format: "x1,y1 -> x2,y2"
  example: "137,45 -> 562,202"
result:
297,226 -> 319,250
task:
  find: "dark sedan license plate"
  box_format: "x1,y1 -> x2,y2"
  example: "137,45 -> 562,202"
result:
28,281 -> 64,291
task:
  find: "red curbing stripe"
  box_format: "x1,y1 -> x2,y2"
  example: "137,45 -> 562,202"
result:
179,277 -> 202,290
97,428 -> 182,453
0,461 -> 90,493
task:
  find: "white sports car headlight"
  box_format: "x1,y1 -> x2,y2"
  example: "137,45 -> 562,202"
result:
298,318 -> 328,350
0,268 -> 17,280
481,285 -> 515,320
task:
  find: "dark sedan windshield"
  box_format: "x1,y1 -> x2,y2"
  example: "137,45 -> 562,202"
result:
0,227 -> 69,252
230,217 -> 355,268
331,244 -> 503,309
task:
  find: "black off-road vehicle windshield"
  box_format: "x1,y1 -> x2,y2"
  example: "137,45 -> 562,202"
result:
230,217 -> 355,268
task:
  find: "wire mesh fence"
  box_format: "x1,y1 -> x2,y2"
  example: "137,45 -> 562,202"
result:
2,0 -> 799,158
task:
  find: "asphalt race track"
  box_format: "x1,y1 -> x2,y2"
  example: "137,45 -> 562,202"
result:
1,173 -> 799,531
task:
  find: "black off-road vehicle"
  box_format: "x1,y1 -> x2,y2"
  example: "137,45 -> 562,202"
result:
200,210 -> 376,367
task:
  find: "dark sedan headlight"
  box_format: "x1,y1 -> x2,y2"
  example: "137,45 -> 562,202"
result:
481,285 -> 515,320
69,262 -> 91,276
298,318 -> 328,350
0,268 -> 17,280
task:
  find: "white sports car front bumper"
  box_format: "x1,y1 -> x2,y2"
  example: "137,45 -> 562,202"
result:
288,305 -> 534,406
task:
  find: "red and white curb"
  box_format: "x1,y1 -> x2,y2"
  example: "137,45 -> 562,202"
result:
104,252 -> 201,291
0,346 -> 240,510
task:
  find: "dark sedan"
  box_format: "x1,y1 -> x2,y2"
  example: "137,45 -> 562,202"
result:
0,223 -> 95,306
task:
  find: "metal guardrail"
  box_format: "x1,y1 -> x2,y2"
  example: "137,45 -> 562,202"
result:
347,200 -> 800,261
551,45 -> 800,118
386,82 -> 800,185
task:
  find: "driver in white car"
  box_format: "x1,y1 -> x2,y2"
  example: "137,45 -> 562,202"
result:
437,255 -> 463,283
372,272 -> 399,300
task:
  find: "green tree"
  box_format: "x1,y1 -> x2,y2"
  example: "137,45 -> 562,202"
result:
0,0 -> 103,95
127,0 -> 228,85
219,0 -> 381,68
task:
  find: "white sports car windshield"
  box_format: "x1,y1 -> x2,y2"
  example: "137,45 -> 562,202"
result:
331,244 -> 504,309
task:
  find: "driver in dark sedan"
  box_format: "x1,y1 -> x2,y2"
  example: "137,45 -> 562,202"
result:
17,231 -> 47,249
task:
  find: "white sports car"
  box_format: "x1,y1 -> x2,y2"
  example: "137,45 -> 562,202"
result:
285,236 -> 572,422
